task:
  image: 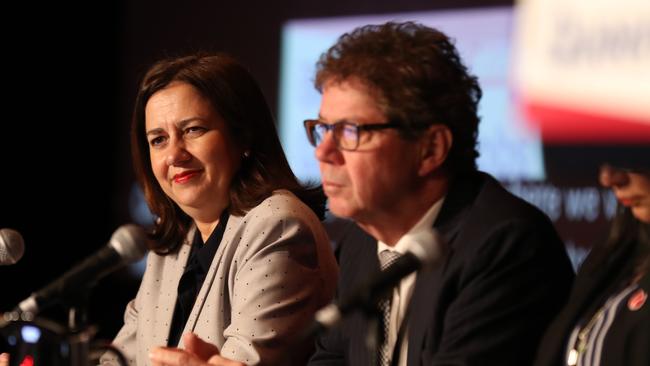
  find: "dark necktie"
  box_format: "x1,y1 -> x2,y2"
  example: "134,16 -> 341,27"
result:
378,249 -> 402,366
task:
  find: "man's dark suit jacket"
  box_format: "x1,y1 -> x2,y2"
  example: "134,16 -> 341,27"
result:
534,231 -> 650,366
309,171 -> 575,365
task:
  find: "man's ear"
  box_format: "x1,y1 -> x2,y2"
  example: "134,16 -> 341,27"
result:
418,124 -> 452,176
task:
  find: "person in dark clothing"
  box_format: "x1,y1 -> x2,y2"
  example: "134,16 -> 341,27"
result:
303,21 -> 575,366
535,162 -> 650,366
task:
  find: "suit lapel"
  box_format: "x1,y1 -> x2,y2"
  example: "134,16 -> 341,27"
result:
181,214 -> 242,340
151,227 -> 194,348
405,173 -> 482,365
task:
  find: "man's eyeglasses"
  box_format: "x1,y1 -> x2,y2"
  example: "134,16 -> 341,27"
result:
303,119 -> 403,151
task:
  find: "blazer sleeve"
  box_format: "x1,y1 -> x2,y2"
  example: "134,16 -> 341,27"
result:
99,280 -> 142,365
220,200 -> 337,365
428,219 -> 574,365
99,248 -> 168,366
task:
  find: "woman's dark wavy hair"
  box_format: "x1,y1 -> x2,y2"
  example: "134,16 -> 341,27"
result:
132,53 -> 325,253
315,21 -> 482,176
605,203 -> 650,280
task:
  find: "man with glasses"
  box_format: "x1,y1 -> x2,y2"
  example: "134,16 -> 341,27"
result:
305,22 -> 575,366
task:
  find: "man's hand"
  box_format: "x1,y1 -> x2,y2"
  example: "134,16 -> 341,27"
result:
149,333 -> 245,366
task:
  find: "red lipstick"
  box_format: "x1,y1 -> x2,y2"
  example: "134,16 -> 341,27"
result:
173,170 -> 200,184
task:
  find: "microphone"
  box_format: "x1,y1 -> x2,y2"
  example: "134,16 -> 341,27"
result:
0,228 -> 25,265
311,227 -> 446,332
15,224 -> 148,315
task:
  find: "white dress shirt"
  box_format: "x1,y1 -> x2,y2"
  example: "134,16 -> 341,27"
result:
376,197 -> 445,366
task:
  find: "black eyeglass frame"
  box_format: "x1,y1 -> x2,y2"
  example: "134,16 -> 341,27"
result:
303,119 -> 404,151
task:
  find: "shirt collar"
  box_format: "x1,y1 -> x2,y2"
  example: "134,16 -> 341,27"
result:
377,196 -> 446,255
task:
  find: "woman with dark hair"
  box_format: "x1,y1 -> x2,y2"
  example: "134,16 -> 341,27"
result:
101,53 -> 338,366
535,162 -> 649,366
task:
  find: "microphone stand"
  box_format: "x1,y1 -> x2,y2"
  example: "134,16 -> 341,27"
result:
64,287 -> 129,366
65,289 -> 93,366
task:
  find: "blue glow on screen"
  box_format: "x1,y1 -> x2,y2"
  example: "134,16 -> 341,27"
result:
278,7 -> 544,182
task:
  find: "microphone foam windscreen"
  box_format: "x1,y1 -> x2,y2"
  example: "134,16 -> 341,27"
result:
109,224 -> 148,263
0,228 -> 25,265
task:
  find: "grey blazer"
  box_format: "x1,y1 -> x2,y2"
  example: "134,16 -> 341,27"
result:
102,190 -> 338,365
